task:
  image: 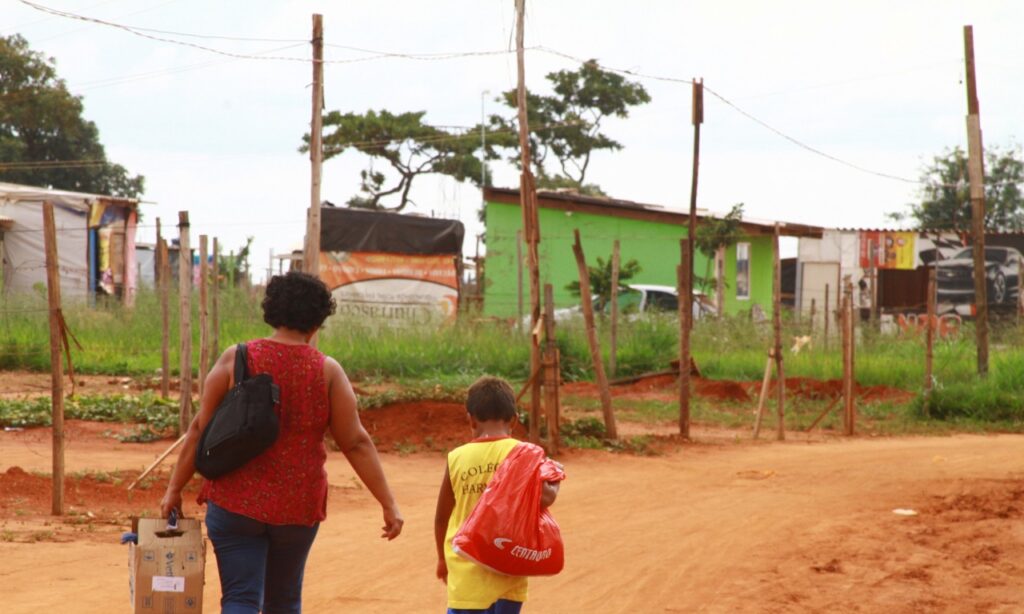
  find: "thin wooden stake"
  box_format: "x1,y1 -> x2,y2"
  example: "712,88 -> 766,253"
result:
609,239 -> 620,378
964,24 -> 989,377
42,202 -> 65,516
752,350 -> 773,440
805,394 -> 843,433
177,212 -> 193,436
127,433 -> 187,491
573,229 -> 617,440
773,223 -> 785,441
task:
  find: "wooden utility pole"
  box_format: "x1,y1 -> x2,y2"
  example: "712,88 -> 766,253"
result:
963,25 -> 989,377
573,230 -> 617,440
211,237 -> 220,358
609,240 -> 620,377
304,13 -> 324,279
198,235 -> 209,400
42,203 -> 65,516
177,212 -> 192,436
515,0 -> 543,443
678,243 -> 691,438
772,224 -> 785,441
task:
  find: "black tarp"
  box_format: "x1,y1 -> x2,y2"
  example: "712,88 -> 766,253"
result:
320,207 -> 464,255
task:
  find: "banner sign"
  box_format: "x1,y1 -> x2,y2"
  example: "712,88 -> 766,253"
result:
859,231 -> 916,270
319,251 -> 458,325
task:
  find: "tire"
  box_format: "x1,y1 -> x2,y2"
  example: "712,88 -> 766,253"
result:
990,271 -> 1007,304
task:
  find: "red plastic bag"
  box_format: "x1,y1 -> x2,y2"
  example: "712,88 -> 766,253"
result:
452,442 -> 566,576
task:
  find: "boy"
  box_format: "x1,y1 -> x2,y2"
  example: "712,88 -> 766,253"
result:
435,376 -> 560,614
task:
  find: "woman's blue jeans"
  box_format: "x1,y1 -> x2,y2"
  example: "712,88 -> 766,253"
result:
205,502 -> 320,614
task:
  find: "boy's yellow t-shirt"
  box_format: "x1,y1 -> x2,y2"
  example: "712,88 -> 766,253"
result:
445,437 -> 528,609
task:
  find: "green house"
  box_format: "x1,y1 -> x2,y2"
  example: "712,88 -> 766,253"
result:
482,187 -> 822,319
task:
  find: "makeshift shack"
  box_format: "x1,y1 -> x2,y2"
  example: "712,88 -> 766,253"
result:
316,207 -> 464,325
0,182 -> 140,301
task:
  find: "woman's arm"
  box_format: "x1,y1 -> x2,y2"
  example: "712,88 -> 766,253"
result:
434,467 -> 455,583
325,357 -> 403,540
159,345 -> 235,518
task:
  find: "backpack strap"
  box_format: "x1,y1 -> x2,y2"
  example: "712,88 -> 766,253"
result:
233,343 -> 249,385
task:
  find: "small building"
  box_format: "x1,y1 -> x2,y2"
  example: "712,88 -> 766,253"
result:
797,229 -> 1024,317
0,182 -> 140,301
482,187 -> 823,319
315,207 -> 465,325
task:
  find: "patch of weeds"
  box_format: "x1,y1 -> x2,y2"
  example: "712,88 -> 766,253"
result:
30,530 -> 55,542
607,435 -> 656,456
560,417 -> 608,449
118,426 -> 166,443
0,530 -> 14,542
392,440 -> 418,456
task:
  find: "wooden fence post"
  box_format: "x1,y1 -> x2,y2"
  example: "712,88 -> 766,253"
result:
752,349 -> 773,440
543,283 -> 560,454
42,202 -> 65,516
609,239 -> 620,378
159,237 -> 171,399
199,235 -> 209,400
809,298 -> 817,333
572,229 -> 617,440
516,229 -> 524,332
178,212 -> 193,436
923,267 -> 936,416
772,224 -> 785,441
842,280 -> 856,435
678,241 -> 692,439
211,237 -> 220,359
823,283 -> 830,349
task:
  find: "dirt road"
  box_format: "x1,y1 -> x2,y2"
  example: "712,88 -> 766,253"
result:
2,430 -> 1022,613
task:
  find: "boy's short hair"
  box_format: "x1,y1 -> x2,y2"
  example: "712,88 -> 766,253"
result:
466,376 -> 517,422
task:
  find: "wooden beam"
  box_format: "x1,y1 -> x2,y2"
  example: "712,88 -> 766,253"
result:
573,229 -> 617,440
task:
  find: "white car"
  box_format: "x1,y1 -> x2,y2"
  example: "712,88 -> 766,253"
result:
548,284 -> 714,322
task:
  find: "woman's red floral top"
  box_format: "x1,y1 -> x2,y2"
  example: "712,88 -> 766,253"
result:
199,338 -> 330,526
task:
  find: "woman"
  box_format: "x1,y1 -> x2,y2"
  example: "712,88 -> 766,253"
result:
160,271 -> 403,614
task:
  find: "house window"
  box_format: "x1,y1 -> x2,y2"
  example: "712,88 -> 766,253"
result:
736,242 -> 750,300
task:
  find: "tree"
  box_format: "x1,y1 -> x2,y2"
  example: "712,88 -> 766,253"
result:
0,35 -> 144,198
566,254 -> 642,309
889,146 -> 1024,231
303,110 -> 483,212
694,203 -> 745,294
487,60 -> 650,194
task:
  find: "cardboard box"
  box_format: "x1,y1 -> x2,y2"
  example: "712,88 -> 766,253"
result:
128,517 -> 206,613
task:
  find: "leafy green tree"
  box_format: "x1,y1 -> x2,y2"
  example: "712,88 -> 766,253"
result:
487,60 -> 650,193
889,146 -> 1024,231
694,203 -> 745,294
303,110 -> 483,212
565,254 -> 642,309
0,35 -> 144,198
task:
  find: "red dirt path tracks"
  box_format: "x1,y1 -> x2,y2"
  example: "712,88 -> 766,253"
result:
2,415 -> 1022,613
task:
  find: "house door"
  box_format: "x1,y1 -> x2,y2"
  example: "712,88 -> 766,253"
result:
800,261 -> 840,324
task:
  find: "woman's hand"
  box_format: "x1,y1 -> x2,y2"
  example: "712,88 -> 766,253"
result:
159,488 -> 182,519
436,557 -> 448,583
381,504 -> 404,540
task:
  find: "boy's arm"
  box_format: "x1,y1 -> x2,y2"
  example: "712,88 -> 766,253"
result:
434,466 -> 455,583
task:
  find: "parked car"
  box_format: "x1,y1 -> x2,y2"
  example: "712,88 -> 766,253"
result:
936,246 -> 1022,309
548,284 -> 714,323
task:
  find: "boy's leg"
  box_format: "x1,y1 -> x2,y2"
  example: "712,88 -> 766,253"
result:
205,502 -> 269,614
261,522 -> 320,614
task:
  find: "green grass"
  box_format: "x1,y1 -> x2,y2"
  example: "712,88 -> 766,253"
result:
2,288 -> 1023,425
0,393 -> 178,432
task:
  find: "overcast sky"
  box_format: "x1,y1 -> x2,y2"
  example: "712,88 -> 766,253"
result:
3,0 -> 1022,279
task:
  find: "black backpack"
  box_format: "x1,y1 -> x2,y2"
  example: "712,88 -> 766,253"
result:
195,343 -> 281,479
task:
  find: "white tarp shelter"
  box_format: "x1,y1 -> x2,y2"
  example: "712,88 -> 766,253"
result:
0,182 -> 139,300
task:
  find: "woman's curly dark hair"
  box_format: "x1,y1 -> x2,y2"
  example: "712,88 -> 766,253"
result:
261,271 -> 336,333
